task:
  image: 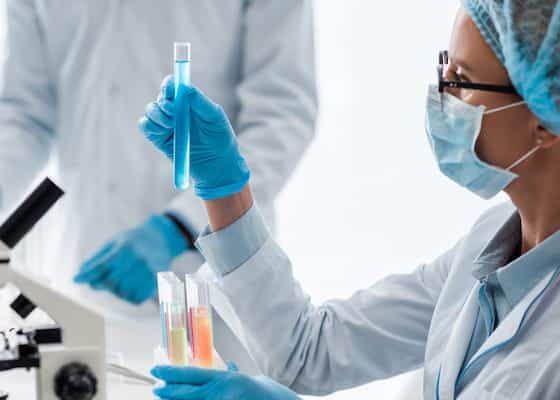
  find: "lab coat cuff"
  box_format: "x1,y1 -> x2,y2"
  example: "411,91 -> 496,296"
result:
195,205 -> 270,276
167,194 -> 208,238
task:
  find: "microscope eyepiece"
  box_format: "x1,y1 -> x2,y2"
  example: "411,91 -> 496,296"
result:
0,178 -> 64,249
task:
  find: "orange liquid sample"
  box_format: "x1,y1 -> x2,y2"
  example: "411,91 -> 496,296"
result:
190,307 -> 213,368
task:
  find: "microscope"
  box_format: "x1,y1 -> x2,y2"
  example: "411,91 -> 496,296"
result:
0,178 -> 106,400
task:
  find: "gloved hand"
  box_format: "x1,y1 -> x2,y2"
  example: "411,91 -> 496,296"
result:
151,363 -> 301,400
74,214 -> 189,304
138,75 -> 251,200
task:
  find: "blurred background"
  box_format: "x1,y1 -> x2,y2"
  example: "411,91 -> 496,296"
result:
0,1 -> 506,399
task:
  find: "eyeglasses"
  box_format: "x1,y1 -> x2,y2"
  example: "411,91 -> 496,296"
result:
437,50 -> 518,95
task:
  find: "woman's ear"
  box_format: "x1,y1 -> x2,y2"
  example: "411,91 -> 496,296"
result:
536,128 -> 560,149
533,118 -> 560,149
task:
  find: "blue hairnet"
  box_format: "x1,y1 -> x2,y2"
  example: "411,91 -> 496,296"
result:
461,0 -> 560,133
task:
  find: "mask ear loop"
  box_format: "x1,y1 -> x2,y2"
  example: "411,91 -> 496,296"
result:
484,101 -> 526,115
506,138 -> 543,171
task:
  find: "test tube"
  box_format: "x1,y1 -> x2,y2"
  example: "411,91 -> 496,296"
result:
185,275 -> 214,368
173,42 -> 191,190
157,272 -> 188,366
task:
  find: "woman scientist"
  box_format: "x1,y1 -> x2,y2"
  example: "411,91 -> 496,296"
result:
138,1 -> 560,399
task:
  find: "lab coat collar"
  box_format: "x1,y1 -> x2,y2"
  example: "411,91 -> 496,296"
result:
463,266 -> 560,375
472,210 -> 520,277
472,209 -> 560,308
437,267 -> 560,400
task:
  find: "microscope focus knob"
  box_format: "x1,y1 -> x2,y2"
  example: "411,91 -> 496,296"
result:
54,362 -> 98,400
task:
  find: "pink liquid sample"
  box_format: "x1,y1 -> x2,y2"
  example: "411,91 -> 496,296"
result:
188,307 -> 213,368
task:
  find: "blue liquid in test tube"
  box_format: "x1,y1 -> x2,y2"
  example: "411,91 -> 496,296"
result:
174,42 -> 191,190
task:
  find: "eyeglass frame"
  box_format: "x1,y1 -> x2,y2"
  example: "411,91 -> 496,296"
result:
437,50 -> 518,95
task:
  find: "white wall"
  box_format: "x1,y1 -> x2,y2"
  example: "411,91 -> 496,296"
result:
275,2 -> 505,399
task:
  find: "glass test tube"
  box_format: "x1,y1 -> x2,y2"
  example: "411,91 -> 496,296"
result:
157,272 -> 188,366
173,42 -> 191,190
185,275 -> 214,368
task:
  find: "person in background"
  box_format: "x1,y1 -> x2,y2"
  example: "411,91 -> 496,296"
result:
139,1 -> 560,399
0,1 -> 316,315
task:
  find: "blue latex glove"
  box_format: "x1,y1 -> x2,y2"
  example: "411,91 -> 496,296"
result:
74,214 -> 189,304
151,363 -> 301,400
138,75 -> 251,200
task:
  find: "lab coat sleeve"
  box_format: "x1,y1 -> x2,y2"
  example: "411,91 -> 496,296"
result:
197,205 -> 460,395
0,0 -> 56,214
167,0 -> 318,235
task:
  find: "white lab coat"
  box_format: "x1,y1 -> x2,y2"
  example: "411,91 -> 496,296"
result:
0,0 -> 317,324
200,203 -> 560,399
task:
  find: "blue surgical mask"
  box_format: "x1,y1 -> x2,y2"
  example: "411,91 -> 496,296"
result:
425,84 -> 539,199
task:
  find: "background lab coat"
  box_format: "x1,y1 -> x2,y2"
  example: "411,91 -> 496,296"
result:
0,0 -> 317,324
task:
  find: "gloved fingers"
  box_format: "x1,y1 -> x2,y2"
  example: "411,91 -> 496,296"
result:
74,242 -> 117,284
226,361 -> 239,372
119,265 -> 156,305
186,86 -> 225,122
138,116 -> 174,161
84,260 -> 124,293
74,263 -> 106,285
161,75 -> 175,100
157,93 -> 175,117
111,284 -> 146,304
86,261 -> 117,289
100,267 -> 127,296
153,384 -> 204,400
99,252 -> 139,299
105,248 -> 157,305
151,365 -> 225,385
75,264 -> 113,291
75,265 -> 112,288
139,115 -> 173,136
145,101 -> 174,129
89,280 -> 107,290
78,241 -> 115,271
126,281 -> 154,305
128,290 -> 154,305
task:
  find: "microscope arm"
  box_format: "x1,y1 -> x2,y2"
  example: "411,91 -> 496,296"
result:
0,264 -> 105,349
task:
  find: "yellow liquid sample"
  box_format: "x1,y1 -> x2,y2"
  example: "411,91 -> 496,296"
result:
191,308 -> 213,368
168,327 -> 188,366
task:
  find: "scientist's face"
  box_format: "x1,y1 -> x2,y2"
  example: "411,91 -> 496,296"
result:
446,8 -> 558,190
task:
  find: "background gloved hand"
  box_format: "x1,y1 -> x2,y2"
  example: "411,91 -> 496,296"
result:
138,75 -> 251,200
74,214 -> 189,304
151,362 -> 301,400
